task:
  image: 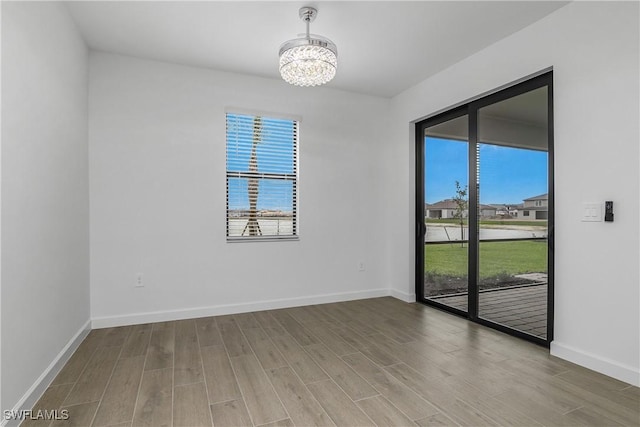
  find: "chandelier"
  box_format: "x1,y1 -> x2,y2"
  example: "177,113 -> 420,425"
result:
279,7 -> 338,87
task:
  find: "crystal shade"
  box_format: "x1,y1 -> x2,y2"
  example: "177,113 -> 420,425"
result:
279,7 -> 337,87
279,42 -> 337,87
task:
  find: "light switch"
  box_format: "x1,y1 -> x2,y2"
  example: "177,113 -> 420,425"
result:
581,203 -> 602,222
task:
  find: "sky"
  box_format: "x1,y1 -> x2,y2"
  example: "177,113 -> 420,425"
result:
425,137 -> 548,205
227,114 -> 296,211
227,117 -> 548,210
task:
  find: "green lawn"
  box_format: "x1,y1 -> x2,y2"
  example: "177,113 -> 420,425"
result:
425,240 -> 547,278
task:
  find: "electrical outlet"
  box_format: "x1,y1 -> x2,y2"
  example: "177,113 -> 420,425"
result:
358,261 -> 365,272
135,273 -> 144,287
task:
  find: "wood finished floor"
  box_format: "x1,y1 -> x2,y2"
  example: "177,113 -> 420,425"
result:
24,297 -> 639,427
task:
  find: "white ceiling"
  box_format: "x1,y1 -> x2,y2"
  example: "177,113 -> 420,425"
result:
65,1 -> 569,98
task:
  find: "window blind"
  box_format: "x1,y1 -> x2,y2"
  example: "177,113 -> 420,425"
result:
226,113 -> 298,240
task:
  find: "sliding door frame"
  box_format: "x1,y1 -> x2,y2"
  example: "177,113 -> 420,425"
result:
415,106 -> 468,307
415,71 -> 554,347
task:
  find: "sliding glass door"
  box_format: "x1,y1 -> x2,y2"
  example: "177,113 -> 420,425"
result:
422,113 -> 469,313
477,87 -> 550,339
416,72 -> 554,345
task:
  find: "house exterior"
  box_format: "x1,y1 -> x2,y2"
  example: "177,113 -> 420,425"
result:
521,193 -> 548,220
479,204 -> 498,218
427,195 -> 547,220
426,200 -> 496,219
426,199 -> 463,219
491,204 -> 521,217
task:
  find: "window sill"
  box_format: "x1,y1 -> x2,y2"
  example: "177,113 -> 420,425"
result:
226,236 -> 299,243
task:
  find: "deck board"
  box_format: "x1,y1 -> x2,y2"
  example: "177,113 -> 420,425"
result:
430,283 -> 548,338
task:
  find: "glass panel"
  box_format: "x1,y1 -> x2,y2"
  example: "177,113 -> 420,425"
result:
227,177 -> 295,237
424,115 -> 469,312
226,114 -> 297,174
477,87 -> 549,338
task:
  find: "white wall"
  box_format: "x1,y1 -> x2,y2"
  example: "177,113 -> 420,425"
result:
1,1 -> 90,413
89,52 -> 390,326
387,1 -> 639,385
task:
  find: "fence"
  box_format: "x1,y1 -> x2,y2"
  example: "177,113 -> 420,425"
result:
228,217 -> 294,237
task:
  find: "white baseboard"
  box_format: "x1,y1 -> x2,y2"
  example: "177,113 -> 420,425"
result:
92,288 -> 391,328
390,288 -> 416,303
2,320 -> 91,427
551,341 -> 640,387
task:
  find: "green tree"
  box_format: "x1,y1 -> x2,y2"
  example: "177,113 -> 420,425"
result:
452,181 -> 468,246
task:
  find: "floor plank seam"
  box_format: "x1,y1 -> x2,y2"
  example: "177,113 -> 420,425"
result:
171,328 -> 176,427
88,340 -> 126,427
194,319 -> 215,427
224,342 -> 257,426
269,311 -> 376,426
256,316 -> 334,427
129,329 -> 151,427
336,349 -> 412,424
236,321 -> 293,426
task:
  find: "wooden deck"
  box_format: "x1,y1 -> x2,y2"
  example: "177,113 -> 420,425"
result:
429,283 -> 548,339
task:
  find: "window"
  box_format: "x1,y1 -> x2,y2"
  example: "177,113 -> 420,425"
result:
226,113 -> 298,241
523,210 -> 530,217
